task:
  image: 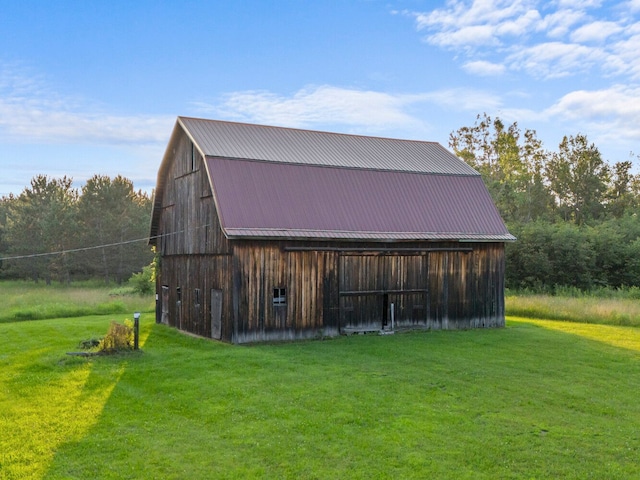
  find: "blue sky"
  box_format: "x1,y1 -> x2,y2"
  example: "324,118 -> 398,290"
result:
1,0 -> 639,197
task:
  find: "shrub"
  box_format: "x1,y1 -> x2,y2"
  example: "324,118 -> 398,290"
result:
128,262 -> 154,296
98,320 -> 134,353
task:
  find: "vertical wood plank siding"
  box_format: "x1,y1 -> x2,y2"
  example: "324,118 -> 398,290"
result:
232,243 -> 339,343
157,254 -> 233,340
158,130 -> 231,256
227,241 -> 504,343
154,129 -> 506,343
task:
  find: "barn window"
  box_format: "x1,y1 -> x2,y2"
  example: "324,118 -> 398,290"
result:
273,288 -> 286,306
190,142 -> 197,172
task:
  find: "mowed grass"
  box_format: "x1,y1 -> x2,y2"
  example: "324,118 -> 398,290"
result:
1,313 -> 639,479
0,280 -> 154,323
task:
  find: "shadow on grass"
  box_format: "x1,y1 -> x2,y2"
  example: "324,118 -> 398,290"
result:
0,316 -> 135,479
39,320 -> 640,479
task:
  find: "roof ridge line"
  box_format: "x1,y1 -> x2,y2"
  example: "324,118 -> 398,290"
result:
179,116 -> 441,144
205,156 -> 480,176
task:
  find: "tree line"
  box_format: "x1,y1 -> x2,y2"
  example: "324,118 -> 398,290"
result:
0,174 -> 154,284
450,113 -> 640,291
2,116 -> 638,291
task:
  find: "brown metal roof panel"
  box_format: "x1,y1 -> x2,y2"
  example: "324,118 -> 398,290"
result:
180,117 -> 478,176
206,158 -> 512,242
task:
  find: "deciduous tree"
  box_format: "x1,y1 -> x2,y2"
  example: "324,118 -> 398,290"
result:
546,134 -> 609,224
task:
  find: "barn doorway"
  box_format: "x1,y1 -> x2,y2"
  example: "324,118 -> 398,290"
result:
338,254 -> 428,333
339,293 -> 384,332
211,289 -> 222,340
161,285 -> 169,325
339,291 -> 427,332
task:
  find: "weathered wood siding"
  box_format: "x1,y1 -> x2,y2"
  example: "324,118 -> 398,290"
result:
156,129 -> 230,256
231,242 -> 339,343
339,253 -> 428,331
156,254 -> 233,340
427,244 -> 505,329
154,128 -> 235,340
227,241 -> 505,343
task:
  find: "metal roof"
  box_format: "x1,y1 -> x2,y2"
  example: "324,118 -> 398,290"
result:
180,116 -> 479,176
150,117 -> 514,244
206,158 -> 515,242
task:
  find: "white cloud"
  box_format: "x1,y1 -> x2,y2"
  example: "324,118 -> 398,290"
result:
570,20 -> 624,42
609,29 -> 640,78
507,41 -> 606,78
199,85 -> 502,135
208,85 -> 424,131
0,64 -> 173,145
548,84 -> 640,119
422,87 -> 503,111
407,1 -> 640,80
427,24 -> 500,48
462,60 -> 507,75
547,84 -> 640,144
539,9 -> 587,38
414,0 -> 541,48
554,0 -> 602,8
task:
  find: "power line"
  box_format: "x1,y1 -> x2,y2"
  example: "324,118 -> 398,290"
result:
0,224 -> 210,262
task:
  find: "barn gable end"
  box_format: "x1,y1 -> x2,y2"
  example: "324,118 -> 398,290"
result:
150,117 -> 514,343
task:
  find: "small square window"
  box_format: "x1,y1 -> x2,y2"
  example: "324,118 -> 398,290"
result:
273,288 -> 286,306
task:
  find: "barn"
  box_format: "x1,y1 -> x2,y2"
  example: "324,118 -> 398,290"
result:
149,116 -> 515,343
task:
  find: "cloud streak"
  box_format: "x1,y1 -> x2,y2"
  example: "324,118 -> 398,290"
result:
408,0 -> 640,80
0,64 -> 173,145
196,84 -> 502,136
547,85 -> 640,143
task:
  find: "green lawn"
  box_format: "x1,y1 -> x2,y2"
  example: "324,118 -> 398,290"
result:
1,313 -> 639,479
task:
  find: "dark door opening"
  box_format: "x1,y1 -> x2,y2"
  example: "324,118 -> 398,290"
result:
382,293 -> 389,328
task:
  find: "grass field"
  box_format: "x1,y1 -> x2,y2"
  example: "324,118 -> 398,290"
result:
506,292 -> 640,327
1,308 -> 639,479
0,280 -> 154,323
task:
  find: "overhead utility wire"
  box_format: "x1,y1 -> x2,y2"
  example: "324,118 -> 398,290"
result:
0,224 -> 210,262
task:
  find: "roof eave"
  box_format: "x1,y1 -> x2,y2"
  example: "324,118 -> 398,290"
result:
222,228 -> 516,243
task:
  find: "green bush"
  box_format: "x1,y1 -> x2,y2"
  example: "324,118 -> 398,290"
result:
506,218 -> 640,291
128,262 -> 154,296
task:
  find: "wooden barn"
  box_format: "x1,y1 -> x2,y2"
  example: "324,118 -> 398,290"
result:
149,117 -> 515,343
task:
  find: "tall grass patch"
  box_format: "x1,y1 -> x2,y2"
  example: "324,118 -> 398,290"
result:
506,292 -> 640,326
0,280 -> 154,323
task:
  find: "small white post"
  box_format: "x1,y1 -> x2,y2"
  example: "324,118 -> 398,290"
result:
390,303 -> 395,331
133,312 -> 141,350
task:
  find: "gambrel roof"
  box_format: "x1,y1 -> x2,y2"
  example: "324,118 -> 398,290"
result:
180,116 -> 477,175
151,117 -> 515,243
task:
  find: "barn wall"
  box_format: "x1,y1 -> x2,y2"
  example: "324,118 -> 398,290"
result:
427,243 -> 505,329
156,129 -> 231,256
232,242 -> 339,343
156,254 -> 234,341
229,241 -> 505,343
154,127 -> 236,340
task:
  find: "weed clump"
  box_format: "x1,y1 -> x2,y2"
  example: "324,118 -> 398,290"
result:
98,320 -> 134,353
